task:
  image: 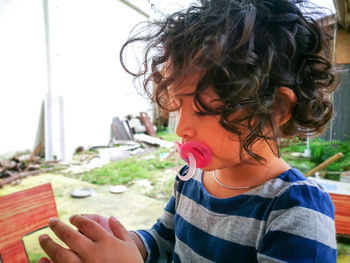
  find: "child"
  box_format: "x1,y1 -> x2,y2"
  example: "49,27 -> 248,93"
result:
39,0 -> 338,262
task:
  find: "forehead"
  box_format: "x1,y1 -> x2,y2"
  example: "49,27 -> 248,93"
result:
161,60 -> 200,93
167,75 -> 221,108
162,61 -> 220,102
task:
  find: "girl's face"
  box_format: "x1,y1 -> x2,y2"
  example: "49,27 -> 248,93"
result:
172,73 -> 248,171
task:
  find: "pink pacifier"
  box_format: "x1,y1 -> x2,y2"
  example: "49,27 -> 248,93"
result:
175,141 -> 212,181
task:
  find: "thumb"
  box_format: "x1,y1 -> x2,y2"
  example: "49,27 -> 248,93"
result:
108,216 -> 129,241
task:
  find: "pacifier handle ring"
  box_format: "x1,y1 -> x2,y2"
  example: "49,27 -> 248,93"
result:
178,152 -> 196,181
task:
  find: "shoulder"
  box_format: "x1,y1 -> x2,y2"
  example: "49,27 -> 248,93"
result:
256,169 -> 337,261
253,168 -> 334,216
269,168 -> 334,219
258,168 -> 335,228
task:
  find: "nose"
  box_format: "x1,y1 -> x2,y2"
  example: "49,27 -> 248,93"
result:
175,107 -> 196,140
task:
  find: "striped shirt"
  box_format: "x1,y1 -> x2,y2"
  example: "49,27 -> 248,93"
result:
135,166 -> 337,262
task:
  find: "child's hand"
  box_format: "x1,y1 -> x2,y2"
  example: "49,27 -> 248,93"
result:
38,215 -> 143,263
81,214 -> 112,233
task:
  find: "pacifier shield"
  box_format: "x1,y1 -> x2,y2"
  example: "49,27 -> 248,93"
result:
175,141 -> 212,168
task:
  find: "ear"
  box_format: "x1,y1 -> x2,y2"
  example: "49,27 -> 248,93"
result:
274,87 -> 297,126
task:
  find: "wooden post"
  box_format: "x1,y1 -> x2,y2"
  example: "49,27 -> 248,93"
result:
305,152 -> 344,177
139,112 -> 157,137
0,183 -> 58,263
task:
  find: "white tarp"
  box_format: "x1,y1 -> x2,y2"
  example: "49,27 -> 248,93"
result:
0,0 -> 152,160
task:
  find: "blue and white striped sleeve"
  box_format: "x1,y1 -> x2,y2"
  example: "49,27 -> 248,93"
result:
135,179 -> 179,263
257,183 -> 337,263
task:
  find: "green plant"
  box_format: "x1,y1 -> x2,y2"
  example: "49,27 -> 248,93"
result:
310,139 -> 350,172
156,125 -> 168,133
280,138 -> 350,178
283,158 -> 315,173
310,140 -> 337,164
279,138 -> 306,153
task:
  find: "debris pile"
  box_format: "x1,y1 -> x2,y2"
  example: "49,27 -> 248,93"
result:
0,155 -> 41,179
0,143 -> 61,188
0,112 -> 177,188
110,112 -> 158,144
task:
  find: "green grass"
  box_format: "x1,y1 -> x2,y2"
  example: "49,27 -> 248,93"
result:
73,147 -> 181,201
338,241 -> 350,255
66,130 -> 184,200
157,130 -> 180,143
337,241 -> 350,263
145,177 -> 175,199
77,148 -> 176,186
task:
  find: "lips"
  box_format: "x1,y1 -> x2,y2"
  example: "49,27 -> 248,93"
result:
175,141 -> 212,169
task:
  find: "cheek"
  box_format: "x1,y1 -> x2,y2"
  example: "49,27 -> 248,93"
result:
209,128 -> 241,160
222,136 -> 241,157
198,116 -> 243,162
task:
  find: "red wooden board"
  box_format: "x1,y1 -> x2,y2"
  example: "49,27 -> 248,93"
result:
0,183 -> 58,263
329,193 -> 350,236
139,112 -> 157,137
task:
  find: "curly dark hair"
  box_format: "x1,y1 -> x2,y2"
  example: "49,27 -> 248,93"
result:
120,0 -> 338,162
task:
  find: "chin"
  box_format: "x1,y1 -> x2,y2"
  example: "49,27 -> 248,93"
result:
199,162 -> 221,171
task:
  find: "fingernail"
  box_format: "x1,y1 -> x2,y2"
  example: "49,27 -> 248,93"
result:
48,217 -> 57,223
39,234 -> 49,242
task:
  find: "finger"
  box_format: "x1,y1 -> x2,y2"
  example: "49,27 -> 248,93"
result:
81,214 -> 111,232
39,234 -> 81,263
70,215 -> 113,242
38,257 -> 52,263
48,217 -> 92,255
108,216 -> 129,241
